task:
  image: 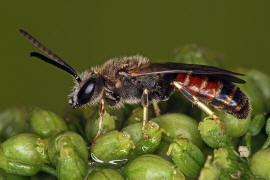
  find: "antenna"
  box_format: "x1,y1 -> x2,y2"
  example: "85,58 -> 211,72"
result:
19,29 -> 81,82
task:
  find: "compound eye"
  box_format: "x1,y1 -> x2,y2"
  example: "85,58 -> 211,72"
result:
77,79 -> 95,105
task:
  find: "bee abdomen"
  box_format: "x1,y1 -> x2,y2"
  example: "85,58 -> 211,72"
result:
175,73 -> 250,119
210,83 -> 250,119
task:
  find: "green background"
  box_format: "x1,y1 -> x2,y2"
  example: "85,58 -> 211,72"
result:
1,1 -> 269,112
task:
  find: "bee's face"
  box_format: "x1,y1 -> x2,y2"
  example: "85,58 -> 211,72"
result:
69,71 -> 104,108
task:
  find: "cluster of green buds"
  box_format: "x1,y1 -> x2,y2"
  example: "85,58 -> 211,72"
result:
1,45 -> 270,179
0,108 -> 89,180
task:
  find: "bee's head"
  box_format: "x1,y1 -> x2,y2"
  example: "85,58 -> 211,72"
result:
69,71 -> 104,108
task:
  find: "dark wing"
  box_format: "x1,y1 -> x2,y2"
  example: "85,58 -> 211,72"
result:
129,62 -> 246,83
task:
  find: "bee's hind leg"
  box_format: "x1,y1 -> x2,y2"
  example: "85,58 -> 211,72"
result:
141,89 -> 149,139
92,99 -> 105,145
172,81 -> 224,135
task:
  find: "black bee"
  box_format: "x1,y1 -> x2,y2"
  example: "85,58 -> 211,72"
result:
19,29 -> 250,142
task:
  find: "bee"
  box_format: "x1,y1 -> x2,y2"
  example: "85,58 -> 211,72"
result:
19,29 -> 250,142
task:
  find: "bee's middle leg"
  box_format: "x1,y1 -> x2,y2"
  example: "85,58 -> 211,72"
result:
172,81 -> 224,135
92,98 -> 105,145
141,89 -> 149,139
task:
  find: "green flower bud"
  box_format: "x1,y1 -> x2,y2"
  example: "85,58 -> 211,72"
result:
122,121 -> 163,155
86,169 -> 124,180
167,137 -> 205,178
152,113 -> 203,148
250,148 -> 270,179
85,112 -> 116,142
56,137 -> 87,180
124,154 -> 185,180
48,131 -> 88,166
247,69 -> 270,112
199,156 -> 220,180
0,107 -> 29,141
47,132 -> 88,180
0,133 -> 49,176
215,110 -> 251,137
91,131 -> 134,163
124,106 -> 154,126
30,108 -> 68,138
198,118 -> 227,148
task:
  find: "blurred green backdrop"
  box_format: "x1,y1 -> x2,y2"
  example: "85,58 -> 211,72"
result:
1,0 -> 269,112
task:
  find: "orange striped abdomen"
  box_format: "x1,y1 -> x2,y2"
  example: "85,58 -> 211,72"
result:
176,73 -> 250,119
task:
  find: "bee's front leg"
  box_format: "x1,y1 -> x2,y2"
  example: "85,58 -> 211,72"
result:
141,89 -> 149,139
92,98 -> 105,145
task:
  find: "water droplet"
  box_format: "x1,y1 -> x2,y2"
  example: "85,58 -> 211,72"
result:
90,153 -> 128,166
